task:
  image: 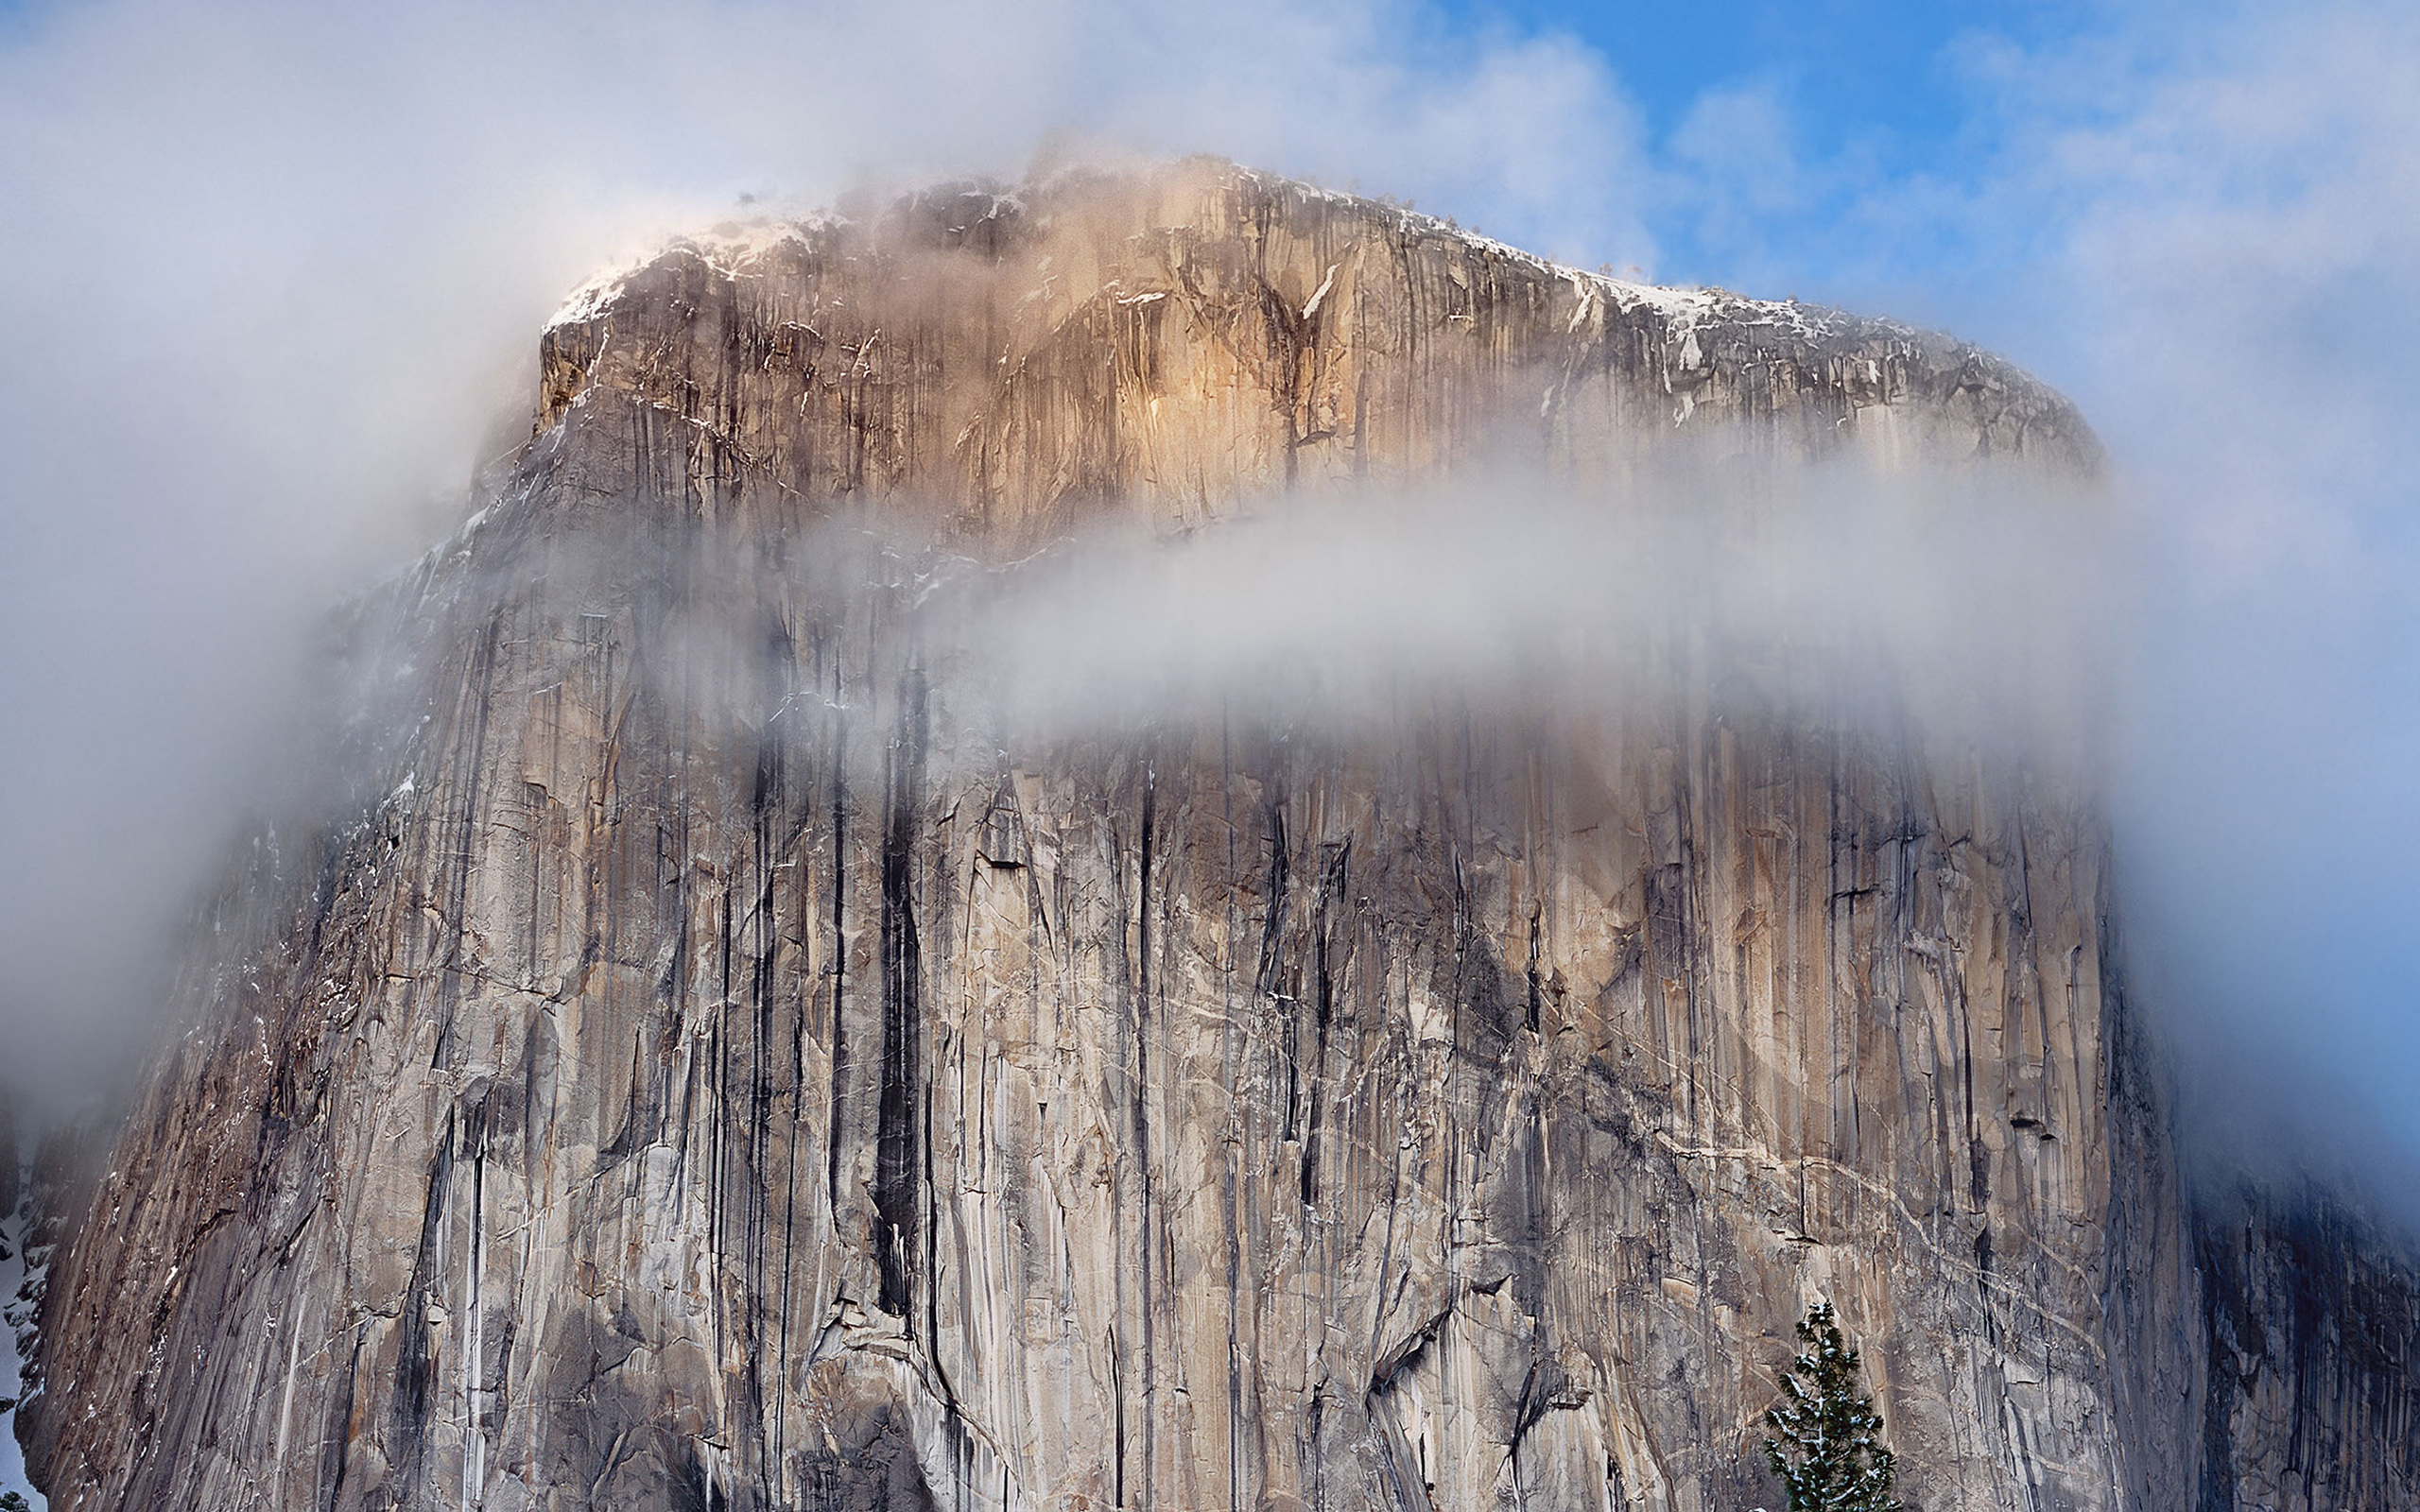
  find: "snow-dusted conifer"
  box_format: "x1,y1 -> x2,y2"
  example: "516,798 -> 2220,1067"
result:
1762,1300 -> 1898,1512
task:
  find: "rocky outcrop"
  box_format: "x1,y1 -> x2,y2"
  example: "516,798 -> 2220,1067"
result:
10,1108 -> 83,1505
2191,1186 -> 2420,1510
16,162 -> 2414,1512
0,1083 -> 33,1509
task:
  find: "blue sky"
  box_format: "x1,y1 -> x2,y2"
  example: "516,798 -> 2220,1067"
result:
1478,0 -> 2087,175
1461,1 -> 2102,259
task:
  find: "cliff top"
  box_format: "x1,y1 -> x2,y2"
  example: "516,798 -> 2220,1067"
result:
515,158 -> 2099,545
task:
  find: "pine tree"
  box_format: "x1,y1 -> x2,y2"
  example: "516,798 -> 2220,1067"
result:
1762,1301 -> 1899,1512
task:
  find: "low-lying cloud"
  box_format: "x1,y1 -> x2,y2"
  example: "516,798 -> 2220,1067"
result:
931,464 -> 2107,761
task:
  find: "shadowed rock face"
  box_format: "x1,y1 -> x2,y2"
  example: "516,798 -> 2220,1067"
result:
14,162 -> 2415,1512
2188,1187 -> 2420,1511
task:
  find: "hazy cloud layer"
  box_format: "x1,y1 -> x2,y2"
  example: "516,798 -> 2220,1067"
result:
1651,0 -> 2420,1202
2047,5 -> 2420,1201
0,0 -> 1649,1102
934,465 -> 2108,767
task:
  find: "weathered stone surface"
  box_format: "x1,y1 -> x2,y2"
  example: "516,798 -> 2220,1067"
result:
2189,1185 -> 2420,1511
0,1083 -> 33,1508
10,1110 -> 85,1489
17,162 -> 2417,1511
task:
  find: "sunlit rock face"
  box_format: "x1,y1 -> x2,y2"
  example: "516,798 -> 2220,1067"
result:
15,162 -> 2413,1512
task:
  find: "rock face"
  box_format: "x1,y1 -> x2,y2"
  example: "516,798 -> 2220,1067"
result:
1,1081 -> 33,1507
16,163 -> 2418,1511
8,1097 -> 77,1503
2188,1185 -> 2420,1511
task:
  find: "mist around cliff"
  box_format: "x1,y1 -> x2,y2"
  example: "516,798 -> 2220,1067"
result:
4,0 -> 2420,1231
424,434 -> 2107,782
0,0 -> 1651,1114
933,459 -> 2110,766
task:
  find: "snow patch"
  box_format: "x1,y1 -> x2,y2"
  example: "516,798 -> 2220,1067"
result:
1,1151 -> 48,1510
1227,164 -> 1858,357
544,267 -> 628,332
1302,264 -> 1339,320
545,214 -> 837,333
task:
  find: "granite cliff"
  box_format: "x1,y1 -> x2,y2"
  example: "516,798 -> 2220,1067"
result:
13,162 -> 2418,1511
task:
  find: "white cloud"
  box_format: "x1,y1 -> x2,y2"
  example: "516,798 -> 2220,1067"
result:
1598,2 -> 2420,1196
1977,2 -> 2420,1194
0,0 -> 1652,1096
